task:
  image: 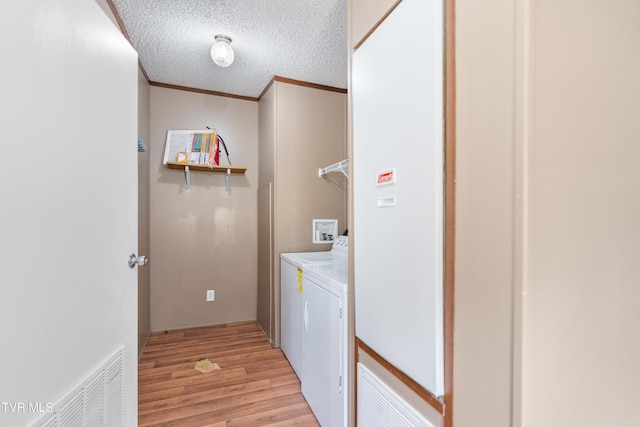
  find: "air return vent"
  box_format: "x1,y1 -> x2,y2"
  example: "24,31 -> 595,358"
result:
32,347 -> 123,427
357,363 -> 435,427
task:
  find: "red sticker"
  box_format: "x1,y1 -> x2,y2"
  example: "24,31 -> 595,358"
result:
377,169 -> 395,186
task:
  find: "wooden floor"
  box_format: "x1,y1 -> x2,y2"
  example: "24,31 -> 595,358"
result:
138,321 -> 319,426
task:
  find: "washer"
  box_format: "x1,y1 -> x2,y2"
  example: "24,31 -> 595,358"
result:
280,236 -> 348,378
301,261 -> 349,427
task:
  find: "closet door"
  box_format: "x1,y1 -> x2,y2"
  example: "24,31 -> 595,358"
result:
353,0 -> 445,397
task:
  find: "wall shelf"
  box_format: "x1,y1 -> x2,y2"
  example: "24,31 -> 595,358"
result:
319,159 -> 349,178
165,162 -> 247,174
165,162 -> 247,192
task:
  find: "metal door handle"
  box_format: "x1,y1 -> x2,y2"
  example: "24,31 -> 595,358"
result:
304,301 -> 309,330
128,254 -> 148,268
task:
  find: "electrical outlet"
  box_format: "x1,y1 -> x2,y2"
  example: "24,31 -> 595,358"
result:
206,290 -> 215,301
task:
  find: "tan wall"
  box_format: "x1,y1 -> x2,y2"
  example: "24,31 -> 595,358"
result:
149,86 -> 259,331
257,80 -> 348,345
454,0 -> 517,425
273,82 -> 348,253
137,68 -> 151,355
257,84 -> 276,338
455,0 -> 640,426
522,1 -> 640,425
273,81 -> 348,348
258,85 -> 276,187
351,0 -> 398,46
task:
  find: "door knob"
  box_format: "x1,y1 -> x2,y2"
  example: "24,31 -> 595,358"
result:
128,254 -> 148,269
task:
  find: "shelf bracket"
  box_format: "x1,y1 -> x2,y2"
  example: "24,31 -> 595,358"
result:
319,159 -> 349,178
165,161 -> 246,192
185,165 -> 191,192
185,166 -> 230,192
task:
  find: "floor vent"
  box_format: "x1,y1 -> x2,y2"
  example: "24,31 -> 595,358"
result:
357,363 -> 435,427
32,347 -> 124,427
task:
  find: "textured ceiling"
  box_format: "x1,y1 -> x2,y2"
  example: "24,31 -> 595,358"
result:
110,0 -> 348,99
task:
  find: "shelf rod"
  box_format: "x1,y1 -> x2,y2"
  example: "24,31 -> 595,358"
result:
225,168 -> 231,193
185,165 -> 191,191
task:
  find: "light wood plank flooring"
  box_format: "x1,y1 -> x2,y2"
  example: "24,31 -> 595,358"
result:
138,321 -> 319,426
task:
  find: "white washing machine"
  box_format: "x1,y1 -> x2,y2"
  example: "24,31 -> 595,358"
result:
301,261 -> 349,427
280,235 -> 348,378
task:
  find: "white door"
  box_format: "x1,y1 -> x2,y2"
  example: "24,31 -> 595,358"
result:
0,1 -> 138,426
353,0 -> 444,397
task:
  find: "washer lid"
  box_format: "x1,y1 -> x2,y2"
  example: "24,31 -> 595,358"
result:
303,262 -> 348,293
281,251 -> 341,268
280,236 -> 348,267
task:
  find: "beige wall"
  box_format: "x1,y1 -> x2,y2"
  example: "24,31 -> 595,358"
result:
137,68 -> 151,355
257,80 -> 348,345
257,84 -> 276,338
455,0 -> 640,426
258,85 -> 276,187
149,86 -> 259,331
351,0 -> 398,46
454,0 -> 517,425
522,1 -> 640,425
274,81 -> 348,344
273,82 -> 348,253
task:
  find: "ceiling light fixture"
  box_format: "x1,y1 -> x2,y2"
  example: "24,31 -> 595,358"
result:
210,34 -> 234,67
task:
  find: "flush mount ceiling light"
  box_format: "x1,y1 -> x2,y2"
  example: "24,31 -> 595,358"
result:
210,34 -> 234,67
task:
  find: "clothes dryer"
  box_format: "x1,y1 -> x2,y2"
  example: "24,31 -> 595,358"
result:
301,262 -> 349,427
